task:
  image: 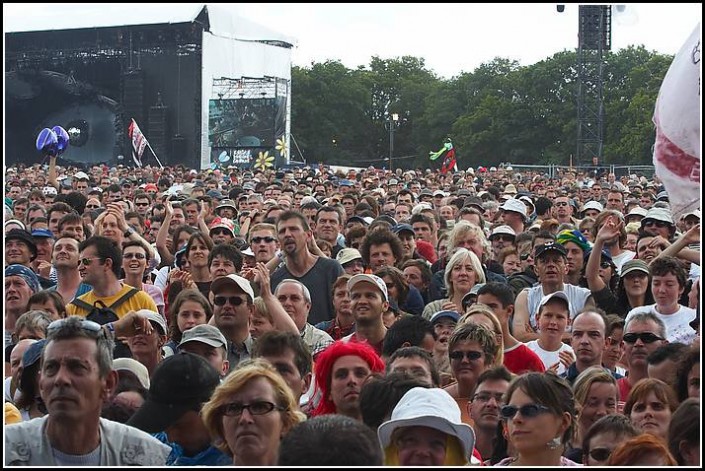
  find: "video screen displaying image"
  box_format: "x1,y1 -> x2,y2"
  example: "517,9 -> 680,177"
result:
208,98 -> 281,148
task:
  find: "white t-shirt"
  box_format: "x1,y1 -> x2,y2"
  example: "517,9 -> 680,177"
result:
525,340 -> 575,376
625,304 -> 697,345
612,250 -> 636,276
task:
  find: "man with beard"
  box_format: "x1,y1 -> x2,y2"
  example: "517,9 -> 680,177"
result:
270,211 -> 344,326
468,366 -> 512,461
342,274 -> 390,356
512,243 -> 594,342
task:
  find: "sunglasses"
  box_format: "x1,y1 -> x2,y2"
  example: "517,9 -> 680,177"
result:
500,403 -> 552,420
86,204 -> 101,209
222,400 -> 284,417
622,332 -> 664,344
251,236 -> 276,244
123,253 -> 146,260
79,257 -> 104,266
213,295 -> 247,307
211,229 -> 232,236
588,447 -> 614,462
644,220 -> 669,228
520,253 -> 530,261
135,202 -> 150,207
600,261 -> 612,269
554,201 -> 569,207
48,318 -> 103,336
449,350 -> 483,361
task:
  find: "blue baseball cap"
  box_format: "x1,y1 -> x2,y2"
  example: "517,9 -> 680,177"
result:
393,223 -> 415,235
31,229 -> 55,239
5,264 -> 41,293
430,310 -> 460,325
22,339 -> 47,369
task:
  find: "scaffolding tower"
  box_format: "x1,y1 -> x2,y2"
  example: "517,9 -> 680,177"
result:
576,5 -> 611,166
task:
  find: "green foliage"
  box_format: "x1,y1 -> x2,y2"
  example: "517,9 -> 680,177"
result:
290,47 -> 674,169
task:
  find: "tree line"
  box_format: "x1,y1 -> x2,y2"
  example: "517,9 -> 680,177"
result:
290,46 -> 673,170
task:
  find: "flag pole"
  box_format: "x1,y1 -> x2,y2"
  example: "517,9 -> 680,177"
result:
145,140 -> 164,169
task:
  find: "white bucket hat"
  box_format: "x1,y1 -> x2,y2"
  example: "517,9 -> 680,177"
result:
378,387 -> 475,461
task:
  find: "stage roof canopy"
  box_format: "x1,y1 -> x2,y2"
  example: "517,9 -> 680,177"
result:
5,3 -> 296,47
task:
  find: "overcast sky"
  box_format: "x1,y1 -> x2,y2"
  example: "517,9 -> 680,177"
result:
234,3 -> 701,78
5,3 -> 701,79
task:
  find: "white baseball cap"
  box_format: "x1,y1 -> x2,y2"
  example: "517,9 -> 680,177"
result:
210,274 -> 255,301
347,274 -> 388,302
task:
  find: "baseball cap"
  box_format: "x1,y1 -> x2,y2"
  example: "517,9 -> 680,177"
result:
392,223 -> 415,236
127,352 -> 221,433
499,199 -> 527,218
336,248 -> 363,266
241,247 -> 255,257
461,283 -> 486,308
179,324 -> 228,349
144,183 -> 159,193
489,225 -> 516,240
433,190 -> 447,197
136,309 -> 167,336
539,291 -> 570,310
215,199 -> 237,211
210,274 -> 255,301
5,264 -> 41,293
347,274 -> 388,302
682,209 -> 701,220
113,358 -> 151,389
430,310 -> 460,325
620,259 -> 650,278
347,215 -> 372,226
31,229 -> 54,239
534,242 -> 568,259
582,201 -> 604,213
21,339 -> 47,369
626,207 -> 648,218
74,171 -> 90,180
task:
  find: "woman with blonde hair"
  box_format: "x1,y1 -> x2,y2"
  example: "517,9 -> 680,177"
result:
423,249 -> 486,319
201,359 -> 306,466
458,304 -> 504,366
567,366 -> 619,463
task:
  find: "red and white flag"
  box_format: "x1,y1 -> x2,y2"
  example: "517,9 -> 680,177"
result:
652,22 -> 701,220
128,118 -> 148,168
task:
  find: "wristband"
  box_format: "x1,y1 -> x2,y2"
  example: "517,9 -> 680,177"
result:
124,227 -> 134,237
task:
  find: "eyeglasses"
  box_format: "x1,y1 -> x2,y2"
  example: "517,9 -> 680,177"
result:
622,332 -> 663,344
500,403 -> 552,420
48,318 -> 103,337
213,296 -> 247,307
554,201 -> 569,207
473,392 -> 505,403
135,202 -> 150,207
644,220 -> 669,228
124,253 -> 146,260
600,261 -> 612,269
588,447 -> 614,462
449,350 -> 483,361
222,400 -> 285,417
251,236 -> 276,244
79,257 -> 104,266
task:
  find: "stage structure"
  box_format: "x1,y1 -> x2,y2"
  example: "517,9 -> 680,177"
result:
5,4 -> 294,170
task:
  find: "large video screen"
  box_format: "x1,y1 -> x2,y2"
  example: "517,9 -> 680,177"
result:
208,98 -> 282,148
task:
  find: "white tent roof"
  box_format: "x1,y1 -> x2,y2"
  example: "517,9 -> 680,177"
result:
4,3 -> 296,47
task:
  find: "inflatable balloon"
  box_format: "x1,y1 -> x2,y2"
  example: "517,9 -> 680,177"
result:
52,125 -> 70,154
36,128 -> 59,156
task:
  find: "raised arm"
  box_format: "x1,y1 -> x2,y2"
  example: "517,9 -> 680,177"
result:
512,289 -> 539,342
586,217 -> 621,293
156,199 -> 175,267
654,224 -> 701,265
255,262 -> 299,334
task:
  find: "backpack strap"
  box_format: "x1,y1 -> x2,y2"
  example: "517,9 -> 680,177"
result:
70,298 -> 95,313
108,287 -> 140,311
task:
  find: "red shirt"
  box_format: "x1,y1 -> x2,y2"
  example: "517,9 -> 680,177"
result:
503,343 -> 546,374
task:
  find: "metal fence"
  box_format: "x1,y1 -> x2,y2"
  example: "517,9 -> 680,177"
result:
509,164 -> 655,179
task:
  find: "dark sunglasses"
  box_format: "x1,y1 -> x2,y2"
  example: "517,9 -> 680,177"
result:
622,332 -> 663,344
520,253 -> 530,261
213,295 -> 247,307
85,204 -> 101,209
251,236 -> 276,244
449,350 -> 483,361
600,261 -> 612,269
588,447 -> 614,462
500,403 -> 552,420
644,220 -> 669,228
211,229 -> 232,236
123,253 -> 146,260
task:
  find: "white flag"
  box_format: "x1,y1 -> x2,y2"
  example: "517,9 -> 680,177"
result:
652,22 -> 701,220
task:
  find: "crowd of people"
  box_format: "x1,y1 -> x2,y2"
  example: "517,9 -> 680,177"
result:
3,156 -> 700,466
